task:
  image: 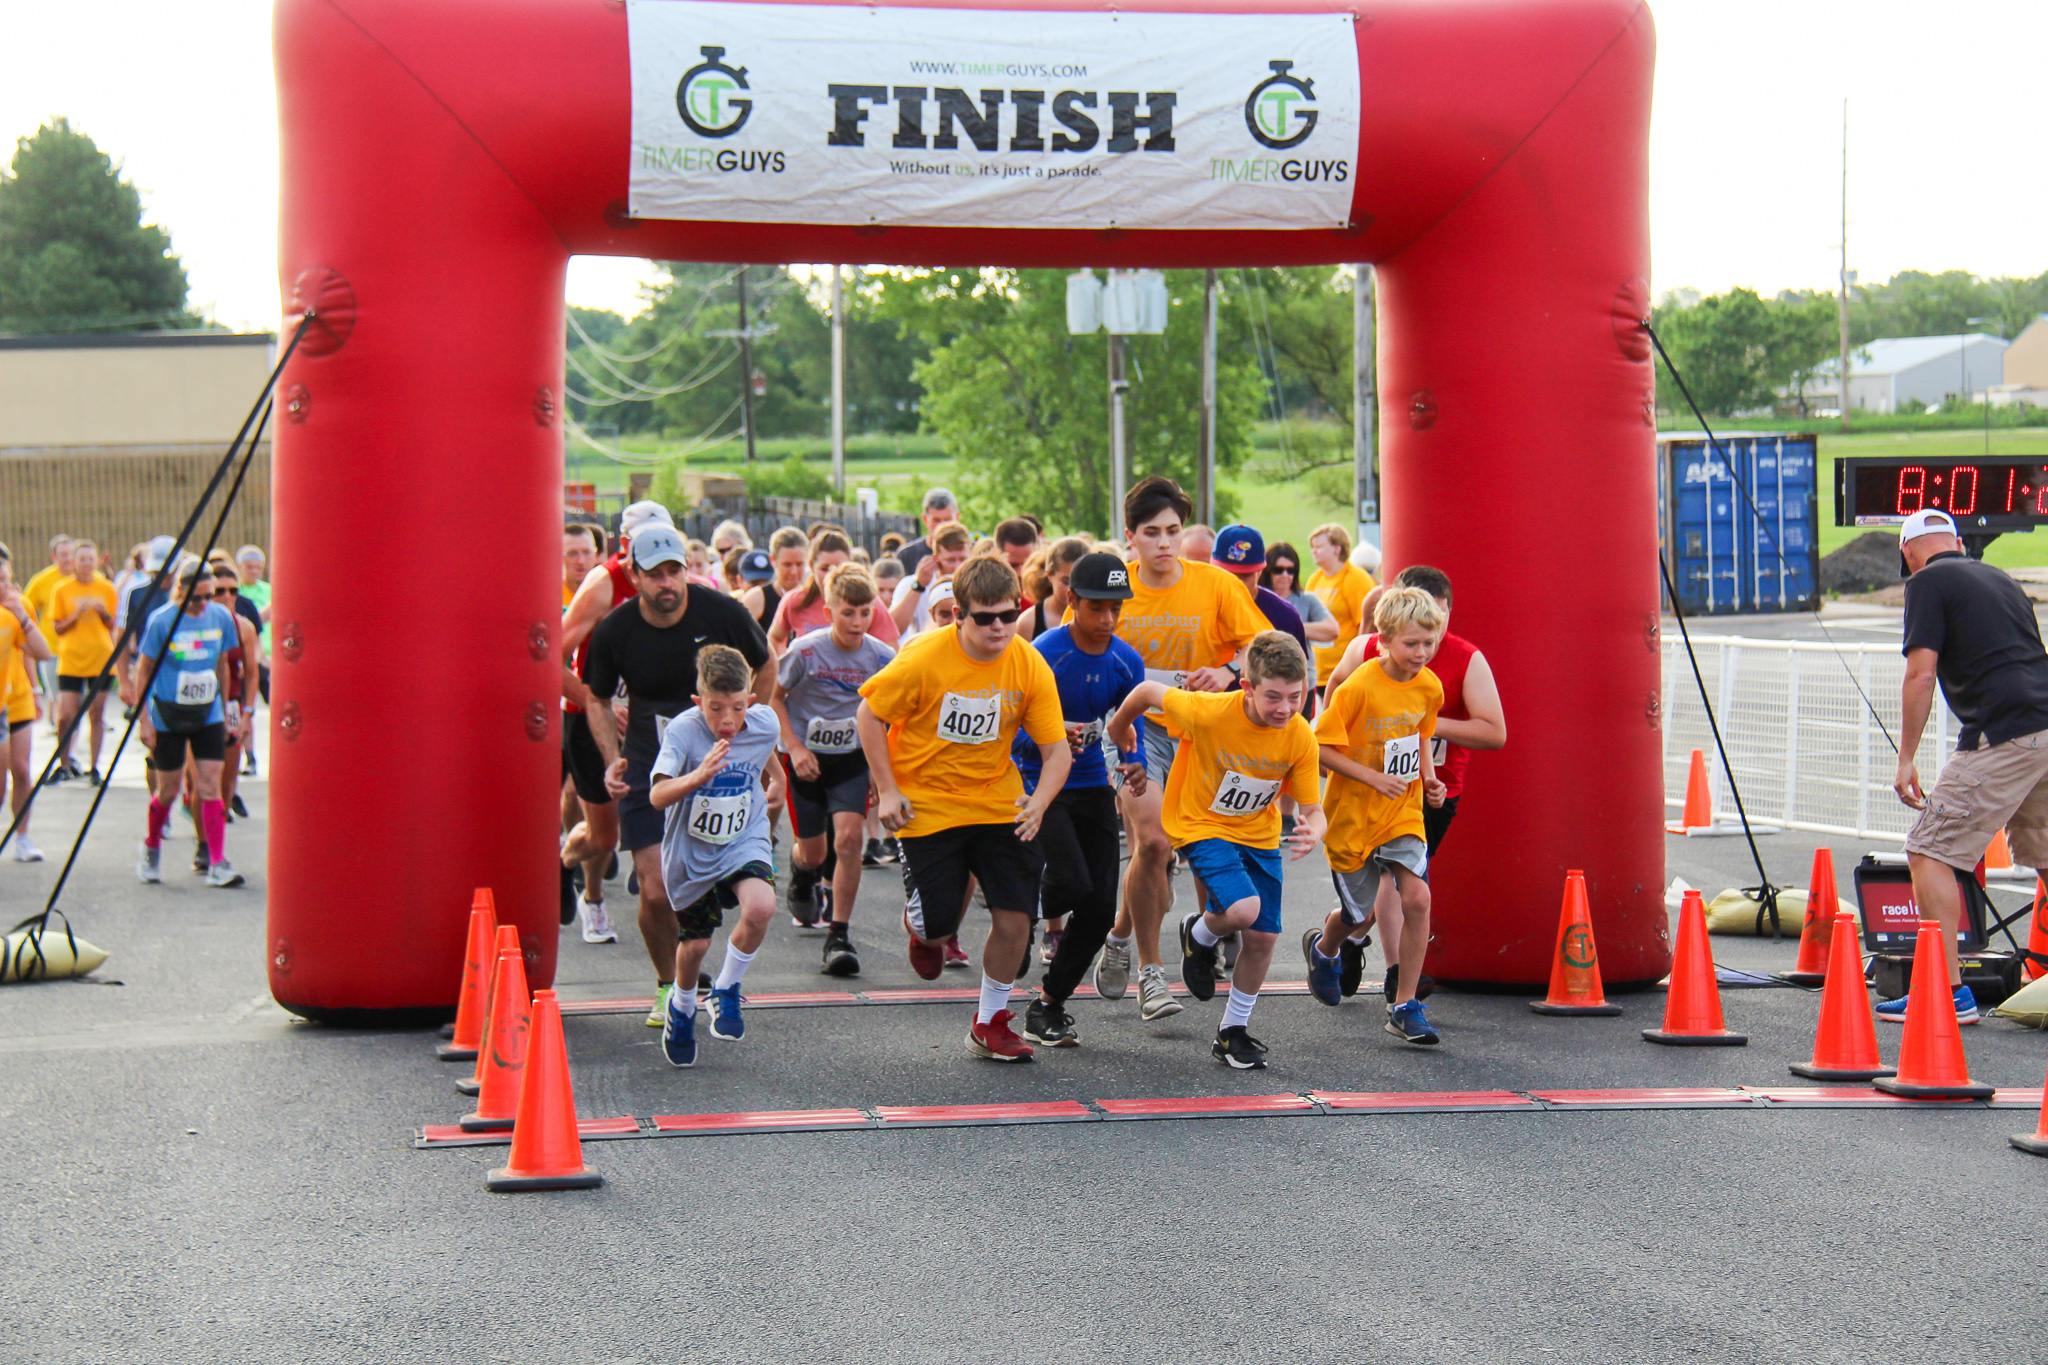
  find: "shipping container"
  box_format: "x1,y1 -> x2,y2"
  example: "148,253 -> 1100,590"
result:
1657,432 -> 1819,615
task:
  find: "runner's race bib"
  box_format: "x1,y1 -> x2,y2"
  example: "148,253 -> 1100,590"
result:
1383,732 -> 1421,783
1072,720 -> 1104,753
936,691 -> 1002,745
806,715 -> 859,754
689,790 -> 751,845
1209,768 -> 1282,817
1144,667 -> 1189,692
175,670 -> 217,706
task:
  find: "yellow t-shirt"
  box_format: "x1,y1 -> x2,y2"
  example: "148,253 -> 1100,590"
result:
1308,560 -> 1374,679
22,564 -> 65,637
858,626 -> 1066,840
50,577 -> 117,676
1159,688 -> 1321,851
0,612 -> 33,724
1313,659 -> 1442,872
562,581 -> 576,609
1089,559 -> 1267,723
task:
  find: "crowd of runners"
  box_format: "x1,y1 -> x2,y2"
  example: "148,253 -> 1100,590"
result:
0,533 -> 270,885
556,477 -> 1507,1071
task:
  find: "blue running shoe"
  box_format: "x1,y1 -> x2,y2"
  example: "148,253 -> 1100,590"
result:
662,990 -> 698,1067
1875,983 -> 1979,1025
1385,998 -> 1440,1046
1302,928 -> 1343,1006
708,984 -> 745,1041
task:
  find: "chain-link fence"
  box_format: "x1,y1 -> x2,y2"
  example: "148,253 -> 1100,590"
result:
1662,634 -> 1956,841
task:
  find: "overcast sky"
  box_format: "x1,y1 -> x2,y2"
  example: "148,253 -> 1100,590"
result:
2,0 -> 2039,330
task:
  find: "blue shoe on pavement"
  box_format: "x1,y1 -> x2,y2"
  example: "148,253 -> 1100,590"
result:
708,984 -> 745,1041
1302,928 -> 1343,1006
1385,998 -> 1441,1046
662,990 -> 698,1067
1875,983 -> 1979,1025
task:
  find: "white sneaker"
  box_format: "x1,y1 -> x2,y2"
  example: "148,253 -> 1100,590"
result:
579,896 -> 617,944
137,842 -> 162,884
205,861 -> 245,888
13,833 -> 43,862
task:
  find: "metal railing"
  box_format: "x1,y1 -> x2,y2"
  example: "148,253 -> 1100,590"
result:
1661,634 -> 1955,842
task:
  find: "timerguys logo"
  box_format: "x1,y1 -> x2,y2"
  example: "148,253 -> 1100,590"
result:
1244,60 -> 1316,150
677,46 -> 753,137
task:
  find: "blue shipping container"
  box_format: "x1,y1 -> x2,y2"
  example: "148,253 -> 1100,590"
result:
1657,433 -> 1820,615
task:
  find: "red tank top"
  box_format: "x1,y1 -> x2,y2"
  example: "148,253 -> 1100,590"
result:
1363,631 -> 1478,798
564,555 -> 637,715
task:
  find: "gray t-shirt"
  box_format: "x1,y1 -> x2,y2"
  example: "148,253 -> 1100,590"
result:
650,705 -> 779,911
1289,590 -> 1333,625
778,627 -> 896,754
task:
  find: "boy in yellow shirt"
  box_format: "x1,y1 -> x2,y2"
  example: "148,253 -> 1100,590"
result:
1107,631 -> 1324,1069
50,539 -> 118,784
1304,587 -> 1447,1045
858,554 -> 1072,1063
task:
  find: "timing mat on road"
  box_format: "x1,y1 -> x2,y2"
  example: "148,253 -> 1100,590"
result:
558,981 -> 1317,1015
414,1086 -> 2046,1149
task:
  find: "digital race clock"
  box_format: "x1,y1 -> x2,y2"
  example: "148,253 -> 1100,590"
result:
1836,455 -> 2048,532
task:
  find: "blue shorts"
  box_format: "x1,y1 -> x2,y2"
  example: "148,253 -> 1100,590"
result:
1181,838 -> 1285,934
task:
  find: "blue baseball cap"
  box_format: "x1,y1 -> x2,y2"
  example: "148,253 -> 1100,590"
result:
1210,524 -> 1265,570
737,548 -> 775,582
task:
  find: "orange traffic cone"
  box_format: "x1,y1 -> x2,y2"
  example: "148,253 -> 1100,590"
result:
2025,877 -> 2047,982
1986,828 -> 2013,870
1529,870 -> 1623,1016
456,921 -> 519,1098
1643,889 -> 1746,1045
459,932 -> 531,1130
2011,1062 -> 2048,1157
436,890 -> 498,1062
1790,913 -> 1894,1081
1783,849 -> 1839,986
488,990 -> 604,1192
1667,749 -> 1712,833
1873,921 -> 1995,1100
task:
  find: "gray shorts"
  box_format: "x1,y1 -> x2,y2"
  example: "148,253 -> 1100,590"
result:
1330,835 -> 1429,925
1142,717 -> 1179,784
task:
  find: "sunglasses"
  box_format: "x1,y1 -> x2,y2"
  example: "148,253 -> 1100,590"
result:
1271,565 -> 1297,575
966,607 -> 1022,627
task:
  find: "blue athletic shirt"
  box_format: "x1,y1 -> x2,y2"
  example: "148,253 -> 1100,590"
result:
138,600 -> 238,729
1016,624 -> 1147,792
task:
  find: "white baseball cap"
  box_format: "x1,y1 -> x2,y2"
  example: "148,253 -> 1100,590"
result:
142,535 -> 176,571
619,500 -> 674,538
1899,509 -> 1958,544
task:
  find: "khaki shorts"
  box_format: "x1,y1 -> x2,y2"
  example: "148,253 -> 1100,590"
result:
1904,727 -> 2048,872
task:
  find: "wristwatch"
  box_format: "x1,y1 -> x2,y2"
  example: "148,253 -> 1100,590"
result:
908,579 -> 925,592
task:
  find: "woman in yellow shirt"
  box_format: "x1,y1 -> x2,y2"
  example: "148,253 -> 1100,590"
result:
1306,522 -> 1375,685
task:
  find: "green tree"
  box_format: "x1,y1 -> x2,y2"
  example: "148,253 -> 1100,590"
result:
1237,266 -> 1356,422
1848,269 -> 2048,347
1651,287 -> 1836,416
0,119 -> 194,333
880,268 -> 1264,536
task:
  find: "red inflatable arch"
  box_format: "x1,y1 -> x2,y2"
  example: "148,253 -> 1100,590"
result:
270,0 -> 1660,1017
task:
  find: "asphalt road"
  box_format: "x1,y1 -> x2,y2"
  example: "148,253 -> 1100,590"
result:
3,774 -> 2045,1364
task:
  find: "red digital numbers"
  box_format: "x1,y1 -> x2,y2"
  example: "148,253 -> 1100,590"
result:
2003,468 -> 2018,513
1896,466 -> 1926,515
1950,465 -> 1978,515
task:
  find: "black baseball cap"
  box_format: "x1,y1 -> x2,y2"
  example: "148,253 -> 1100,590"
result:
738,549 -> 775,582
1070,552 -> 1134,601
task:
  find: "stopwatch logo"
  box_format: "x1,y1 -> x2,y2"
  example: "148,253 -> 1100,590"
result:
1244,59 -> 1317,150
677,46 -> 753,138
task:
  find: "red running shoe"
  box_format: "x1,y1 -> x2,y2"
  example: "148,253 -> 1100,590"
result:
907,939 -> 944,981
942,936 -> 971,969
966,1009 -> 1034,1062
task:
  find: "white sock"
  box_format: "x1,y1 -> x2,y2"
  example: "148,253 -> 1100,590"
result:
1222,986 -> 1258,1031
667,982 -> 695,1016
977,973 -> 1013,1024
1107,932 -> 1133,947
1313,937 -> 1339,961
714,942 -> 757,991
1190,917 -> 1220,948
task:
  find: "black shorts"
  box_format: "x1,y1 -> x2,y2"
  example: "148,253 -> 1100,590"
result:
782,750 -> 870,840
562,711 -> 613,806
1423,795 -> 1460,857
153,721 -> 227,769
9,716 -> 32,735
618,789 -> 663,854
676,861 -> 776,940
57,674 -> 109,696
897,821 -> 1044,940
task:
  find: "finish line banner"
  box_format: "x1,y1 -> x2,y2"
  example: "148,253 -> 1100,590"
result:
627,0 -> 1360,231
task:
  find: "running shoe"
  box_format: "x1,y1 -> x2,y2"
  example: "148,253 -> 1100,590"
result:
242,752 -> 258,777
12,833 -> 43,863
881,836 -> 901,863
626,868 -> 639,897
579,897 -> 617,945
1876,984 -> 1979,1025
814,883 -> 834,932
862,838 -> 885,867
136,842 -> 161,884
645,982 -> 671,1027
1303,929 -> 1343,1006
788,874 -> 820,929
1212,1026 -> 1267,1070
191,843 -> 210,874
966,1008 -> 1034,1062
230,794 -> 249,819
85,767 -> 102,788
1385,998 -> 1441,1047
662,989 -> 698,1067
1339,935 -> 1367,998
1138,964 -> 1183,1020
707,984 -> 745,1041
1040,927 -> 1063,965
942,936 -> 971,969
1094,939 -> 1132,1000
1023,997 -> 1078,1047
1219,931 -> 1241,977
205,861 -> 246,888
822,928 -> 860,977
905,913 -> 944,980
1178,914 -> 1219,1002
605,851 -> 620,882
559,862 -> 578,926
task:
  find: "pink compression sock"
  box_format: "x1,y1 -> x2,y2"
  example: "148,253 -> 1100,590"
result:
201,800 -> 226,866
146,799 -> 172,849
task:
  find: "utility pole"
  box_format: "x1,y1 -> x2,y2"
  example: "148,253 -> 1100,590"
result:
830,265 -> 846,497
1837,100 -> 1851,432
737,267 -> 758,464
1109,332 -> 1129,529
1354,264 -> 1378,547
1198,269 -> 1217,527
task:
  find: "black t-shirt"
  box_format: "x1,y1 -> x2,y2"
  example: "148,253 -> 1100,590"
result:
582,586 -> 771,782
1901,551 -> 2048,750
897,539 -> 931,574
232,594 -> 264,645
